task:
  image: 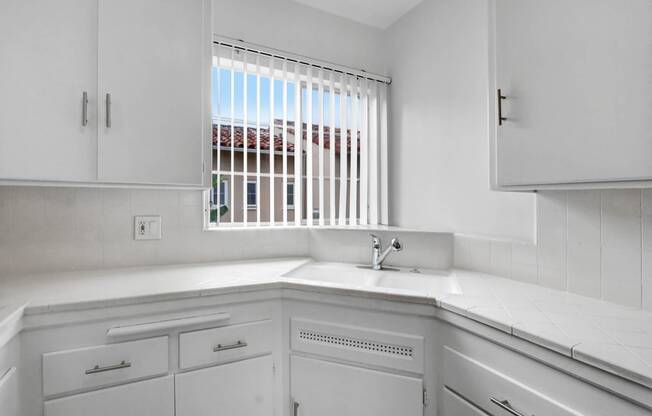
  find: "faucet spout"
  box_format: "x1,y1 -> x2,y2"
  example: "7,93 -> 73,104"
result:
370,235 -> 402,270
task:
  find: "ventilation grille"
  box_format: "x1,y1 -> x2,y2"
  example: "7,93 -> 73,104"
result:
298,329 -> 413,358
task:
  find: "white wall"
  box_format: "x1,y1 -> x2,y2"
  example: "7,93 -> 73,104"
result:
212,0 -> 385,74
384,0 -> 535,241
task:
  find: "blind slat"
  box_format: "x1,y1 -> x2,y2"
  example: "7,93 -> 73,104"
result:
317,69 -> 325,226
269,56 -> 275,225
349,76 -> 358,226
294,63 -> 303,226
256,54 -> 262,226
328,70 -> 336,226
379,83 -> 389,225
338,74 -> 348,226
282,59 -> 289,226
229,46 -> 236,224
242,51 -> 248,226
306,66 -> 313,226
359,78 -> 369,225
368,81 -> 379,226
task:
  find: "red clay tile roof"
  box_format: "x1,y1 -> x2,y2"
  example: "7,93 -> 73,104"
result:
213,125 -> 292,152
213,123 -> 359,155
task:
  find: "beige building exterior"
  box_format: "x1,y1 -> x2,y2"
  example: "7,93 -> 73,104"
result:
211,121 -> 359,225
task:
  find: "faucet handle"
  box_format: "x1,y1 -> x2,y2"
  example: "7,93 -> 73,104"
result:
370,234 -> 381,248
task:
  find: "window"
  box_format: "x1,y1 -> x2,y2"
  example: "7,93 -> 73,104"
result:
247,181 -> 257,209
287,183 -> 295,209
210,40 -> 389,227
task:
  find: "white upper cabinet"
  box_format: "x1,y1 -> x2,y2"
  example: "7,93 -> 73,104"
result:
0,0 -> 210,187
0,0 -> 98,182
493,0 -> 652,188
98,0 -> 210,186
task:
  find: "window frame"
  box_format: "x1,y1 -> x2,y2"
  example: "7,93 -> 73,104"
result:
246,180 -> 257,210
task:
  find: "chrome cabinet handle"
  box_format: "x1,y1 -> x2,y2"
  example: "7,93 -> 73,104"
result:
82,91 -> 89,126
497,89 -> 507,126
105,93 -> 112,128
293,400 -> 300,416
85,360 -> 131,375
213,340 -> 248,352
490,397 -> 531,416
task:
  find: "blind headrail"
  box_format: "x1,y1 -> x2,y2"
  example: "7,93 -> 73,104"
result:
213,34 -> 392,85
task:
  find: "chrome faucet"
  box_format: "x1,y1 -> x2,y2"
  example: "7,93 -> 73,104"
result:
371,234 -> 403,270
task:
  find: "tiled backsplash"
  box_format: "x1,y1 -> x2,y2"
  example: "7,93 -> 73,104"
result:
0,186 -> 310,277
0,187 -> 454,278
455,189 -> 652,311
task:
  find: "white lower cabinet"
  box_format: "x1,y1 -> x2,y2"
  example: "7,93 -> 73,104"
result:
44,375 -> 174,416
441,340 -> 650,416
175,355 -> 274,416
290,355 -> 423,416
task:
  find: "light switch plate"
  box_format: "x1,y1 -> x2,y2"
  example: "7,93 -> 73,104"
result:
134,215 -> 162,240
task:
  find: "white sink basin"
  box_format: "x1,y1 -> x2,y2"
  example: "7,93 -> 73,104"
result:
283,262 -> 462,295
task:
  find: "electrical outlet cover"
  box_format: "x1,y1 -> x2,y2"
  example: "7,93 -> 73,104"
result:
134,215 -> 162,240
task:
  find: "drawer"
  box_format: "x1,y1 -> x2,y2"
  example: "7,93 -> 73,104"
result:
441,387 -> 487,416
43,336 -> 168,397
179,320 -> 273,369
443,345 -> 648,416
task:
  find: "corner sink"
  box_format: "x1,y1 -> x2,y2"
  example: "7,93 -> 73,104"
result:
282,262 -> 462,295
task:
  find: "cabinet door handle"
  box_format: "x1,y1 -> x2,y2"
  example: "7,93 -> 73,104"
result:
293,400 -> 300,416
105,93 -> 112,128
497,89 -> 507,126
81,91 -> 89,127
490,397 -> 531,416
213,340 -> 247,352
85,360 -> 131,375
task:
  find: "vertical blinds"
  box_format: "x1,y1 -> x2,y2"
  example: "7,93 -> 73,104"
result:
211,41 -> 389,227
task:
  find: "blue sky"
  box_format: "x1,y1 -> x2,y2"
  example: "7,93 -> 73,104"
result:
212,68 -> 350,127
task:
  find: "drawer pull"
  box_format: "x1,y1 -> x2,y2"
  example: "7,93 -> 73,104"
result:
490,397 -> 531,416
213,340 -> 248,352
85,360 -> 131,375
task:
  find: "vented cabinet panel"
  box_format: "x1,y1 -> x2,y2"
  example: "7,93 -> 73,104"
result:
291,318 -> 424,374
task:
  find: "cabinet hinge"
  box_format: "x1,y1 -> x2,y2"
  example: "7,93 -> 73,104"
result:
423,388 -> 428,407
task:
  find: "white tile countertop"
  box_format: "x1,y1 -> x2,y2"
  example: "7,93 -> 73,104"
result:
1,258 -> 651,389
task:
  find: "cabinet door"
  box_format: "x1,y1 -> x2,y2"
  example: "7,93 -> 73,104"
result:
290,355 -> 423,416
175,355 -> 274,416
98,0 -> 209,186
0,0 -> 98,182
44,375 -> 174,416
0,368 -> 17,416
494,0 -> 652,187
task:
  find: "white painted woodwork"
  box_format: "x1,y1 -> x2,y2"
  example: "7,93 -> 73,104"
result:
290,355 -> 423,416
175,355 -> 274,416
494,0 -> 652,187
441,387 -> 487,416
290,318 -> 424,374
0,367 -> 18,416
44,375 -> 174,416
0,0 -> 98,182
98,0 -> 208,185
42,336 -> 168,397
179,319 -> 273,369
106,312 -> 230,339
442,343 -> 650,416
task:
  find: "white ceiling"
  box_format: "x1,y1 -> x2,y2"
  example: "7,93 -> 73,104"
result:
292,0 -> 423,29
